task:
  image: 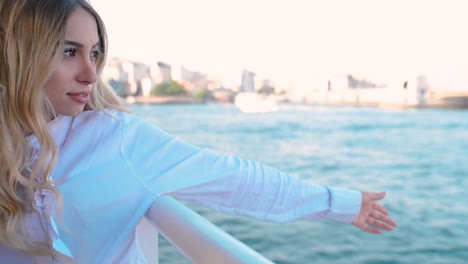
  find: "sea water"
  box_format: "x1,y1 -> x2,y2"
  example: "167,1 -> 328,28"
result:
130,103 -> 468,264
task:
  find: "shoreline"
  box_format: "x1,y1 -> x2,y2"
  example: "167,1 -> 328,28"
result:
124,94 -> 468,109
126,95 -> 205,104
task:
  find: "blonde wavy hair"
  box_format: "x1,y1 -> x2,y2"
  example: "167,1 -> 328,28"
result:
0,0 -> 127,260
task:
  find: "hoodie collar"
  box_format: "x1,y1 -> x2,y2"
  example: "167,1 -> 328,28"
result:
28,115 -> 74,154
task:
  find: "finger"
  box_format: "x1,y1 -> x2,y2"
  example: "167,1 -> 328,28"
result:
371,204 -> 398,228
368,191 -> 386,201
373,203 -> 389,216
382,216 -> 398,228
361,222 -> 382,234
367,216 -> 396,231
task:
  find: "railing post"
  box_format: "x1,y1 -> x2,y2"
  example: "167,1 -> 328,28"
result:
145,196 -> 274,264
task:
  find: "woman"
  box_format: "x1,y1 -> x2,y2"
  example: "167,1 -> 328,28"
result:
0,0 -> 397,263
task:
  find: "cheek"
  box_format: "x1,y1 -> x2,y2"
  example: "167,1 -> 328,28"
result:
43,71 -> 64,98
43,78 -> 55,96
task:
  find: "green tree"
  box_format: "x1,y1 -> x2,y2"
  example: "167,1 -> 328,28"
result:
193,89 -> 211,101
151,81 -> 187,96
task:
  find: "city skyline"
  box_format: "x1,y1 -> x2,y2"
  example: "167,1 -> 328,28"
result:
91,0 -> 468,90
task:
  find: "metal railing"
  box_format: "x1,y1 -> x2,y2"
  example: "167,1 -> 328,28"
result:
145,196 -> 274,264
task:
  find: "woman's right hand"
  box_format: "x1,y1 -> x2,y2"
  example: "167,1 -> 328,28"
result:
352,192 -> 398,234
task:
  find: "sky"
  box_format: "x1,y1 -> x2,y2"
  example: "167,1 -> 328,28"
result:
90,0 -> 468,90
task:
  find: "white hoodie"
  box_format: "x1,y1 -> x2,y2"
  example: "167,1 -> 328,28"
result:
1,109 -> 361,263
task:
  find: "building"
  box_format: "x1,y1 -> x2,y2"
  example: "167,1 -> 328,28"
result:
157,61 -> 172,84
180,66 -> 208,94
104,58 -> 155,97
240,70 -> 255,92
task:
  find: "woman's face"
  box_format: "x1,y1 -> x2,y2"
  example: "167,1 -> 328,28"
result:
43,8 -> 101,116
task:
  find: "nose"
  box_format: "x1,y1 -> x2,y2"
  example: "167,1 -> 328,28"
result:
77,57 -> 98,85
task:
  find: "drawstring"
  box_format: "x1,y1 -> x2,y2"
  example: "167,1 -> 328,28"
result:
28,115 -> 74,262
33,189 -> 74,263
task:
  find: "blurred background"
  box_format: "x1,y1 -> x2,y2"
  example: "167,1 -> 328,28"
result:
91,0 -> 467,263
91,0 -> 468,103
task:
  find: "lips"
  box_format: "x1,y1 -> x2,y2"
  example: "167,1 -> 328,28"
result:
67,91 -> 90,104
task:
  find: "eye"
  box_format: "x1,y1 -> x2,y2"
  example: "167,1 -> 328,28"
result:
90,50 -> 103,59
64,48 -> 76,57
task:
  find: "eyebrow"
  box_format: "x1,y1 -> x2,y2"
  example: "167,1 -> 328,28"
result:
64,40 -> 101,49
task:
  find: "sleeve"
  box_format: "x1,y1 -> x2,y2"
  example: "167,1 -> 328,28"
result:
120,113 -> 362,223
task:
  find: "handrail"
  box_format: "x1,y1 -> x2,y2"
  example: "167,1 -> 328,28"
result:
145,196 -> 274,264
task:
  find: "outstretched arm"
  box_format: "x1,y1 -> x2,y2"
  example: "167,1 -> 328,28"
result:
352,192 -> 397,234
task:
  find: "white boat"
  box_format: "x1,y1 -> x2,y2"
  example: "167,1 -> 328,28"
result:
234,92 -> 279,113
